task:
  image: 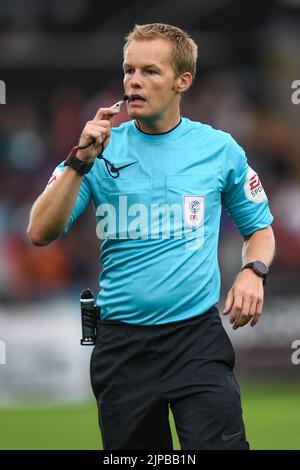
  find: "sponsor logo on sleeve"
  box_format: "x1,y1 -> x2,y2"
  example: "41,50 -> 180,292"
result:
244,167 -> 268,203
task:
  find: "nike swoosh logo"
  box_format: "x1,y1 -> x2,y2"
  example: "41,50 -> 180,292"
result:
113,161 -> 137,171
221,430 -> 244,441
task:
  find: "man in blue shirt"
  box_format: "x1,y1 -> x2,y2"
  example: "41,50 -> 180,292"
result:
28,23 -> 275,450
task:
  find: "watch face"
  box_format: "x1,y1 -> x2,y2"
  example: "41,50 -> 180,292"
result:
253,261 -> 268,276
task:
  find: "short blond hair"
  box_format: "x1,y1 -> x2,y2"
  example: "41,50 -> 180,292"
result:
124,23 -> 198,79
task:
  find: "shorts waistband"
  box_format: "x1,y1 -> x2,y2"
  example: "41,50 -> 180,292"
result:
98,306 -> 218,329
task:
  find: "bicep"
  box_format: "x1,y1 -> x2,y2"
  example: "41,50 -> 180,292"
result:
64,178 -> 92,234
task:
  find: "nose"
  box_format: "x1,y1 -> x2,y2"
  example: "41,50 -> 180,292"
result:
128,71 -> 143,88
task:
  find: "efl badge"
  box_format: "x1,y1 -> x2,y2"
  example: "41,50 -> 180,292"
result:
183,196 -> 205,228
244,167 -> 268,203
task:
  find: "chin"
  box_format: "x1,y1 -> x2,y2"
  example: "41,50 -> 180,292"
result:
128,110 -> 148,119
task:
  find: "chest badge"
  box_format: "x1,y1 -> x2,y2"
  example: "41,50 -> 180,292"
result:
183,195 -> 205,228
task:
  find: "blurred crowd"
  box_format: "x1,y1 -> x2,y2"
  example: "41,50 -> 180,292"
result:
1,0 -> 300,304
0,71 -> 300,304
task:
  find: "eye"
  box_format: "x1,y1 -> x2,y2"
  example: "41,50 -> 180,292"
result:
145,69 -> 157,75
124,68 -> 134,75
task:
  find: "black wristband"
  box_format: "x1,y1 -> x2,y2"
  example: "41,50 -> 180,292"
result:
64,146 -> 94,175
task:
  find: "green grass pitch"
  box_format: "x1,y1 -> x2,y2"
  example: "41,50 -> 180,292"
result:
0,383 -> 299,450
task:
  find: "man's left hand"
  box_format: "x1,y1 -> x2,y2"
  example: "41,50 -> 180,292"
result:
223,269 -> 264,330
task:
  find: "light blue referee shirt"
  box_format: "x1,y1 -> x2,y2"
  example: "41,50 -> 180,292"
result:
46,117 -> 273,325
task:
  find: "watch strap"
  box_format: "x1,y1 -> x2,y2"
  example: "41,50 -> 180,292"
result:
64,146 -> 94,175
241,262 -> 268,286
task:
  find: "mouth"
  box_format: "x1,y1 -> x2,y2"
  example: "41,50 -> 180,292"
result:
128,94 -> 146,104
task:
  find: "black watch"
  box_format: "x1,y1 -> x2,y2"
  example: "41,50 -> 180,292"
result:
64,145 -> 94,175
241,261 -> 269,285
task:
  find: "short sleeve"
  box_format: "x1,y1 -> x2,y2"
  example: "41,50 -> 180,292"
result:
221,137 -> 273,236
44,161 -> 92,234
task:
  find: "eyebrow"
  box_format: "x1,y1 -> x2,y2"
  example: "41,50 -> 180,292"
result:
123,63 -> 161,71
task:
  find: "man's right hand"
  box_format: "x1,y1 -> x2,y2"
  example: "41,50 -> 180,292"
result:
76,107 -> 119,162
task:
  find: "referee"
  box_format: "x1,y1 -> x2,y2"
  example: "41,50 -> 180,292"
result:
27,23 -> 275,450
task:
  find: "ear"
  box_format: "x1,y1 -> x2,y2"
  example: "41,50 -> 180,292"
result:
176,72 -> 193,94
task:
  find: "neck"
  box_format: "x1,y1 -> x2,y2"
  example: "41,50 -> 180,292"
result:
136,110 -> 181,134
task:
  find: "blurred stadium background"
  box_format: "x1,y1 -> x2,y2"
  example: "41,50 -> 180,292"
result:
1,0 -> 300,450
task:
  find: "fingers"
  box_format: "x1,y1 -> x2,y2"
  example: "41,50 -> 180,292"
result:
85,129 -> 106,143
229,292 -> 243,327
250,299 -> 263,327
93,107 -> 119,121
232,297 -> 253,330
87,124 -> 111,140
79,121 -> 111,149
223,288 -> 234,315
91,120 -> 113,128
77,108 -> 119,160
226,288 -> 264,330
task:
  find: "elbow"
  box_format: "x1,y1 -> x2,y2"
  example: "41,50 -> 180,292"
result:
27,225 -> 52,246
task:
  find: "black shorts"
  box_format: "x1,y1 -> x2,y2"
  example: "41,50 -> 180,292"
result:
90,307 -> 249,450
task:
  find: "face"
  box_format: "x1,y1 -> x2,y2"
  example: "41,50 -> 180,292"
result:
123,38 -> 181,121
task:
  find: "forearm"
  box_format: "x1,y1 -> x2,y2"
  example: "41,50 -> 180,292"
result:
27,167 -> 83,246
242,226 -> 275,267
223,226 -> 275,328
27,104 -> 118,246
